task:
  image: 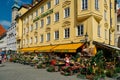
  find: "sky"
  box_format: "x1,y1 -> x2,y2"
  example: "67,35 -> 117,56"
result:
0,0 -> 120,30
0,0 -> 31,30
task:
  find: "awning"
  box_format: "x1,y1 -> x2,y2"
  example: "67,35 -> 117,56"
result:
36,45 -> 56,52
93,41 -> 120,51
53,43 -> 83,53
20,47 -> 38,52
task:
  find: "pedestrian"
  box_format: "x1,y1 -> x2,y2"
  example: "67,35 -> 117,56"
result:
0,54 -> 2,64
3,54 -> 7,62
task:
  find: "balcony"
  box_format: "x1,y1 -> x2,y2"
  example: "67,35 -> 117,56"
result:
77,10 -> 102,22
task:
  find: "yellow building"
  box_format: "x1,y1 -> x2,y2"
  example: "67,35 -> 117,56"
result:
16,0 -> 116,54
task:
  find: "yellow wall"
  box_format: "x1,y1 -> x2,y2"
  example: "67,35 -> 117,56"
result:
16,0 -> 116,50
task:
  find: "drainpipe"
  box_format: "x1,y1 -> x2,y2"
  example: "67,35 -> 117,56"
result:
109,0 -> 112,45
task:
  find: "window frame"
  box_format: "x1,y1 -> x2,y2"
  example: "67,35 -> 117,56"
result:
40,6 -> 44,13
82,0 -> 88,10
47,1 -> 51,9
54,30 -> 59,40
64,28 -> 70,38
55,0 -> 59,5
64,7 -> 70,18
54,12 -> 59,22
47,16 -> 51,25
40,34 -> 44,43
95,0 -> 99,10
76,24 -> 84,36
46,33 -> 50,41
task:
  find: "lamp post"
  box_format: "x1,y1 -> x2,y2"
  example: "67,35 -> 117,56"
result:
109,0 -> 112,45
85,32 -> 88,43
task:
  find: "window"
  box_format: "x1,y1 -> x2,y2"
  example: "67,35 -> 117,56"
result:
55,12 -> 59,22
54,31 -> 59,40
105,29 -> 107,40
97,24 -> 100,37
23,19 -> 25,24
23,28 -> 25,34
40,6 -> 44,13
40,34 -> 43,42
27,39 -> 29,45
30,37 -> 32,44
46,33 -> 50,41
82,0 -> 88,10
77,24 -> 84,36
36,10 -> 38,16
26,27 -> 29,33
95,0 -> 99,10
29,15 -> 31,21
117,25 -> 120,31
55,0 -> 59,5
64,28 -> 70,38
25,39 -> 27,45
23,39 -> 25,45
40,19 -> 44,27
64,7 -> 70,18
25,18 -> 28,24
47,1 -> 51,9
29,38 -> 32,44
34,36 -> 38,43
104,10 -> 107,21
47,16 -> 51,25
29,26 -> 32,31
35,22 -> 38,29
30,25 -> 33,32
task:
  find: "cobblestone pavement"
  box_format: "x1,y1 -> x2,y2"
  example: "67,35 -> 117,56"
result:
0,62 -> 85,80
0,62 -> 119,80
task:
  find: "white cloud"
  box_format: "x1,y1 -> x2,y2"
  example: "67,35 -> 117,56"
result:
0,20 -> 11,27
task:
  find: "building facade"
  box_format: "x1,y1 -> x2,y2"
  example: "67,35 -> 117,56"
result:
16,0 -> 116,53
7,1 -> 20,52
115,8 -> 120,47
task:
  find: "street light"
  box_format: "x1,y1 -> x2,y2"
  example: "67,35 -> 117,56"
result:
85,32 -> 88,43
84,32 -> 90,47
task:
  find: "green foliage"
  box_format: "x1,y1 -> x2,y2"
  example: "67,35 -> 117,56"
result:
37,64 -> 42,69
64,72 -> 71,76
46,66 -> 54,72
106,70 -> 118,78
115,67 -> 120,73
87,66 -> 93,75
91,50 -> 105,65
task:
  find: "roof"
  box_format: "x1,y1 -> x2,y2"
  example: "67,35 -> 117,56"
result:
21,4 -> 33,9
19,0 -> 44,18
0,24 -> 6,37
93,41 -> 120,51
12,2 -> 20,9
117,8 -> 120,16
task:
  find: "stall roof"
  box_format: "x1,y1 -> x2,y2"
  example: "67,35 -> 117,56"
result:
93,41 -> 120,51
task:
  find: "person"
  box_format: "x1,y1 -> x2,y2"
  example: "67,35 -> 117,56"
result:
3,54 -> 7,62
33,54 -> 38,61
64,54 -> 70,66
0,54 -> 2,64
50,57 -> 56,66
